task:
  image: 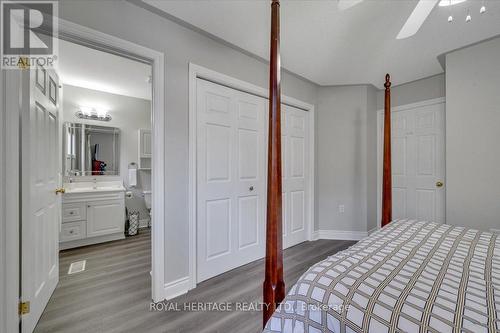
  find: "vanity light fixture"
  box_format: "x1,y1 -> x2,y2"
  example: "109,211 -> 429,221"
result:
76,106 -> 112,122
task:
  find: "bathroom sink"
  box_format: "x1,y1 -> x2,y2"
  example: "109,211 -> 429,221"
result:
64,181 -> 125,194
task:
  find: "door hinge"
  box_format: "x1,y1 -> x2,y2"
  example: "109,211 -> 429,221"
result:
19,301 -> 30,315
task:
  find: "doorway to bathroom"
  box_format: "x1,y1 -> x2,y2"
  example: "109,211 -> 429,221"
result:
20,34 -> 158,333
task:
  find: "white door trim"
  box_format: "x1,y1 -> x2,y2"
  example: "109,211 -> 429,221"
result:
188,63 -> 315,290
1,70 -> 21,333
376,97 -> 446,230
56,19 -> 166,302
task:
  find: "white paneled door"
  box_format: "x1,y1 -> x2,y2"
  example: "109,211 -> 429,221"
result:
281,105 -> 309,248
196,79 -> 310,282
382,101 -> 445,224
21,66 -> 61,333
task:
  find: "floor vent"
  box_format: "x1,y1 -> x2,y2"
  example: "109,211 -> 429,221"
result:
68,260 -> 86,275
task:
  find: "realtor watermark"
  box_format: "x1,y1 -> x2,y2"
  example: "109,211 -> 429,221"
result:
150,301 -> 349,313
1,0 -> 58,69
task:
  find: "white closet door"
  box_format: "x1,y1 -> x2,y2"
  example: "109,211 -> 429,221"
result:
281,105 -> 309,248
391,102 -> 445,223
197,79 -> 267,282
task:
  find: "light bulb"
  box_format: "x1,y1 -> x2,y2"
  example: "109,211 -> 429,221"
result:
466,14 -> 471,22
480,5 -> 486,14
80,106 -> 93,115
96,109 -> 108,118
448,15 -> 453,22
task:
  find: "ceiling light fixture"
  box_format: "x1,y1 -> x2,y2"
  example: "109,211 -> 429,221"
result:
76,106 -> 112,122
465,12 -> 472,22
480,5 -> 486,13
439,0 -> 467,7
448,15 -> 453,22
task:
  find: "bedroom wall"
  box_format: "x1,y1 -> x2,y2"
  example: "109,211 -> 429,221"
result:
445,37 -> 500,231
376,74 -> 445,109
58,0 -> 318,286
316,85 -> 373,234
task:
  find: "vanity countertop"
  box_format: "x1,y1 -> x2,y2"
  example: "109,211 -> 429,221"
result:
64,181 -> 126,194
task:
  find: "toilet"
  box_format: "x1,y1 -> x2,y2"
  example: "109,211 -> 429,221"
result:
143,190 -> 152,220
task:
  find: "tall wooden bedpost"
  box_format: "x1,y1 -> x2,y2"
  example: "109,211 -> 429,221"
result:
381,74 -> 392,227
263,0 -> 285,327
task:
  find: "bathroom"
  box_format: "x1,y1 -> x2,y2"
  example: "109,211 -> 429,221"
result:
57,39 -> 153,271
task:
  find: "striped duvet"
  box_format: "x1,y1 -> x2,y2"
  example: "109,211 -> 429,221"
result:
264,220 -> 500,333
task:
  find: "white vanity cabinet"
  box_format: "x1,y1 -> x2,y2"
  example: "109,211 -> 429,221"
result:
87,200 -> 124,237
60,190 -> 125,250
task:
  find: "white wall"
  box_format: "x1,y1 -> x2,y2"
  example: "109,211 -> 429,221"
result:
58,0 -> 318,285
62,84 -> 152,219
445,37 -> 500,231
316,85 -> 371,233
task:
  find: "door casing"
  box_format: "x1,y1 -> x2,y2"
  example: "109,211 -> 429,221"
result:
376,97 -> 446,229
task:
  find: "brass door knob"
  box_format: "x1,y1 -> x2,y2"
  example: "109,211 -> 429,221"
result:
436,181 -> 444,188
55,188 -> 65,194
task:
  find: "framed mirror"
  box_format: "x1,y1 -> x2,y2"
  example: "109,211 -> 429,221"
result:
63,122 -> 120,176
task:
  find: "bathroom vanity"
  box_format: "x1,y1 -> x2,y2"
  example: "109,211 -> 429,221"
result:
61,123 -> 127,250
60,180 -> 125,250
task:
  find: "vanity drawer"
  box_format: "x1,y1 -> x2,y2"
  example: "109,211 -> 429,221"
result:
62,203 -> 86,223
60,221 -> 86,242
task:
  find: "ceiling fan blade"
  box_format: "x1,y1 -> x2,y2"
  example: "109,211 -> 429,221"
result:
338,0 -> 364,11
396,0 -> 439,39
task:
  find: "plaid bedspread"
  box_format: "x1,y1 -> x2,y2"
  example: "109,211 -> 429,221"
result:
263,220 -> 500,333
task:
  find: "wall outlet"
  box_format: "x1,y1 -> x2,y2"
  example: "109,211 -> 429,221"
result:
339,205 -> 345,213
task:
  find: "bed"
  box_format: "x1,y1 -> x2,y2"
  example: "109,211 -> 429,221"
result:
263,219 -> 499,332
261,1 -> 498,332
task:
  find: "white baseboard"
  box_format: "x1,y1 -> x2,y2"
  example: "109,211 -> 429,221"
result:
312,229 -> 370,241
163,276 -> 190,300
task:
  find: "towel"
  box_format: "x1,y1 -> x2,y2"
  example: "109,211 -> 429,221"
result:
128,168 -> 137,187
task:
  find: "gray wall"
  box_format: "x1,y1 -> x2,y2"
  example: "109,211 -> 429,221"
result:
316,85 -> 371,232
58,0 -> 318,284
445,37 -> 500,231
316,76 -> 445,234
376,74 -> 445,110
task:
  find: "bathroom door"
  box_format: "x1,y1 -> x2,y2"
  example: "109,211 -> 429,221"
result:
20,64 -> 61,333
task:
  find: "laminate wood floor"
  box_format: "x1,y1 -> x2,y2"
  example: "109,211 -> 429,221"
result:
35,229 -> 355,333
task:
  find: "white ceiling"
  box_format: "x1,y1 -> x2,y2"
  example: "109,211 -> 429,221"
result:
145,0 -> 500,88
57,39 -> 152,100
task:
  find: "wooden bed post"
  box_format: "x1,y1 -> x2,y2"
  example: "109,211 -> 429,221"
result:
263,0 -> 285,327
381,74 -> 392,227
